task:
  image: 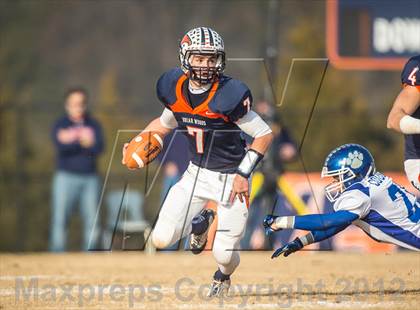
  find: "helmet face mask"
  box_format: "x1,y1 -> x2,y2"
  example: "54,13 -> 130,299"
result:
322,166 -> 357,202
179,27 -> 225,84
184,51 -> 225,84
321,144 -> 376,202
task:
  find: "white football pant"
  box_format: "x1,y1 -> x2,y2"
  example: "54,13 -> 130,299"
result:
152,162 -> 249,275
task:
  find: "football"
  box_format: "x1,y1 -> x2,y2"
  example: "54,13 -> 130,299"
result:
124,131 -> 164,169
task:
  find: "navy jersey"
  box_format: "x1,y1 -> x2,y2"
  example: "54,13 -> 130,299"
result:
156,68 -> 252,173
401,55 -> 420,160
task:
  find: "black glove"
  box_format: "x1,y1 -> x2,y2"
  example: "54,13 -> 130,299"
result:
271,237 -> 303,259
263,215 -> 279,235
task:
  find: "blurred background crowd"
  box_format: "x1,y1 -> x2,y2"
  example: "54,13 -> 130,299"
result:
1,0 -> 419,252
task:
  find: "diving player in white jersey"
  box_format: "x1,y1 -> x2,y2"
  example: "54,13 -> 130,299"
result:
263,144 -> 420,258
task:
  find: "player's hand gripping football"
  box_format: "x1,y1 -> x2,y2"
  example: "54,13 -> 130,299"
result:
229,174 -> 249,206
271,238 -> 304,259
121,143 -> 132,167
122,131 -> 163,170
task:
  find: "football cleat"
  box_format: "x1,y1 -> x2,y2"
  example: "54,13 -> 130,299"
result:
207,269 -> 231,298
190,209 -> 215,254
207,278 -> 231,298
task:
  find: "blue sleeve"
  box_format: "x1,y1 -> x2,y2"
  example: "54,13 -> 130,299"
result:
401,56 -> 420,87
51,121 -> 82,155
293,210 -> 359,231
311,224 -> 349,243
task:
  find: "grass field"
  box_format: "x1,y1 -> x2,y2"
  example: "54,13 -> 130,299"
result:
1,252 -> 419,309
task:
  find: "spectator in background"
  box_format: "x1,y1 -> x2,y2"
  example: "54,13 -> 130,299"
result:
50,87 -> 104,252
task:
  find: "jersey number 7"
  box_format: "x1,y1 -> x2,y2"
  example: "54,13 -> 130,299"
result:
187,126 -> 204,154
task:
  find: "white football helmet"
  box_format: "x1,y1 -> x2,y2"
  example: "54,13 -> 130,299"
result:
179,27 -> 225,84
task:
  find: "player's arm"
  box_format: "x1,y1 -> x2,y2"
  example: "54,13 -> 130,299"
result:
264,189 -> 367,233
229,111 -> 274,203
387,85 -> 420,134
271,224 -> 349,258
387,57 -> 420,134
248,129 -> 274,155
235,110 -> 274,154
144,108 -> 177,134
263,210 -> 359,233
122,108 -> 177,165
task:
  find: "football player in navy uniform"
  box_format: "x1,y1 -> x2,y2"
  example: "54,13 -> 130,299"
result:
122,27 -> 273,296
387,55 -> 420,192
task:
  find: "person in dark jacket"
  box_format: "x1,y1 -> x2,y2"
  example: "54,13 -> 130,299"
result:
50,87 -> 104,252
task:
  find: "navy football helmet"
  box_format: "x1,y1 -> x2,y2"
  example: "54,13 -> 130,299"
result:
321,144 -> 376,202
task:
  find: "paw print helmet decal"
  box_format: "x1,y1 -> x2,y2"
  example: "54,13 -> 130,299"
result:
346,150 -> 364,169
321,144 -> 376,202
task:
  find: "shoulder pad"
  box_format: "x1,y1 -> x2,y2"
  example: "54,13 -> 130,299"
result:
401,55 -> 420,87
210,76 -> 252,121
334,189 -> 370,218
156,68 -> 185,108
